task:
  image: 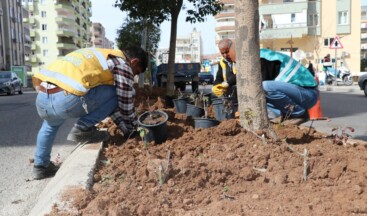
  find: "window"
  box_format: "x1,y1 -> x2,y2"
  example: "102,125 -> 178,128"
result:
338,11 -> 348,25
41,11 -> 46,18
42,36 -> 48,44
41,24 -> 47,30
43,49 -> 48,57
308,14 -> 318,26
40,0 -> 46,4
291,13 -> 296,23
323,37 -> 334,47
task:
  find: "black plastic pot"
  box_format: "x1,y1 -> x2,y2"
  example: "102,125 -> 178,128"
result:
173,97 -> 188,113
186,103 -> 204,117
212,97 -> 238,121
194,118 -> 220,129
137,110 -> 168,144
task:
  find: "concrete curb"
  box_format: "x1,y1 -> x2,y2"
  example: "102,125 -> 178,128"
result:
29,143 -> 102,216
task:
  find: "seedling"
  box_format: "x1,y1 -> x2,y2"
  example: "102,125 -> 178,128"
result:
281,104 -> 295,123
137,127 -> 150,149
287,145 -> 309,181
331,126 -> 355,145
243,108 -> 256,131
223,185 -> 230,193
155,150 -> 172,186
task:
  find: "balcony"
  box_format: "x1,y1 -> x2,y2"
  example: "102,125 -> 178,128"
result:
214,12 -> 235,20
56,16 -> 75,24
28,5 -> 34,12
31,56 -> 38,63
57,42 -> 76,50
259,1 -> 320,39
215,25 -> 235,33
260,0 -> 310,14
31,44 -> 36,50
57,26 -> 77,37
55,3 -> 74,13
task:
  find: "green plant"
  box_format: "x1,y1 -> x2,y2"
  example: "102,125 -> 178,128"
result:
243,108 -> 256,130
137,127 -> 150,149
223,185 -> 230,193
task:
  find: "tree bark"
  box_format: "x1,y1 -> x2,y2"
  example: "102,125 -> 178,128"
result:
166,1 -> 183,96
235,0 -> 277,140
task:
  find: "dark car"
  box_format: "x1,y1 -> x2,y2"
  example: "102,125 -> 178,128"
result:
198,72 -> 214,84
358,73 -> 367,97
0,71 -> 23,95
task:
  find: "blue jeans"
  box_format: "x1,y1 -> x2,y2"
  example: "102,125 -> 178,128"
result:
34,85 -> 117,166
263,81 -> 318,118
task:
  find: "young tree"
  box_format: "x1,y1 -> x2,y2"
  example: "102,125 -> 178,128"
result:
114,0 -> 222,96
235,0 -> 277,140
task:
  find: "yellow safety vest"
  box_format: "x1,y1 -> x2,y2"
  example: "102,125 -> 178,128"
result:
34,48 -> 126,96
219,58 -> 236,81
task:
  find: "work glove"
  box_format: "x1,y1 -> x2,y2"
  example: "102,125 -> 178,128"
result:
212,83 -> 228,97
221,81 -> 229,88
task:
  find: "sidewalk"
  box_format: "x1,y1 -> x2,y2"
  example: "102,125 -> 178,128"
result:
318,82 -> 360,93
29,143 -> 103,216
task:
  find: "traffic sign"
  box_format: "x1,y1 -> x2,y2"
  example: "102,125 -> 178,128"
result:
329,36 -> 343,49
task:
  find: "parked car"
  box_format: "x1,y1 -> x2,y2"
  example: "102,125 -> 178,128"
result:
157,63 -> 200,92
358,73 -> 367,96
0,71 -> 23,95
198,72 -> 214,84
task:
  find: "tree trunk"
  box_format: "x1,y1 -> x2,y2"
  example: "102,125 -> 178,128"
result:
235,0 -> 277,140
166,1 -> 183,97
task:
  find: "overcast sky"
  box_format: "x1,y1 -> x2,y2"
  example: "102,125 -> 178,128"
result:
90,0 -> 217,54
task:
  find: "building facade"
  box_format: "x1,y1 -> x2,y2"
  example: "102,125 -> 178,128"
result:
90,22 -> 114,48
157,28 -> 202,65
1,0 -> 26,71
215,0 -> 362,75
22,0 -> 92,74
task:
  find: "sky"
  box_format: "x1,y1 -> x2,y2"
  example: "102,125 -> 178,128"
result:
90,0 -> 218,54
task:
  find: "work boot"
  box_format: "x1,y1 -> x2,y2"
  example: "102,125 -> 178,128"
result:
67,125 -> 108,144
282,112 -> 309,126
32,162 -> 60,180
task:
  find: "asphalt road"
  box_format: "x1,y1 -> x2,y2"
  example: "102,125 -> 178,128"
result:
0,84 -> 366,216
0,90 -> 76,216
307,84 -> 367,141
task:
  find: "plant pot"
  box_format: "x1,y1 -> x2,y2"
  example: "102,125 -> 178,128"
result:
194,118 -> 220,129
186,103 -> 205,117
173,97 -> 188,113
212,97 -> 238,121
165,95 -> 175,108
137,110 -> 168,144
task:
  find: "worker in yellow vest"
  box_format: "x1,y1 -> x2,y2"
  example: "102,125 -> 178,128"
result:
212,39 -> 237,99
31,46 -> 148,180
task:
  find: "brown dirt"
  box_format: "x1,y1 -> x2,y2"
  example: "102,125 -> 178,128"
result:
48,85 -> 367,216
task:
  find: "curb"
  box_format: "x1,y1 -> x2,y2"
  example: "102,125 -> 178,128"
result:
29,143 -> 102,216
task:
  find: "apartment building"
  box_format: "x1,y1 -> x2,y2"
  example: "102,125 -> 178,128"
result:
361,1 -> 367,60
157,28 -> 202,65
1,0 -> 26,70
22,6 -> 31,72
22,0 -> 92,74
215,0 -> 362,75
90,22 -> 114,48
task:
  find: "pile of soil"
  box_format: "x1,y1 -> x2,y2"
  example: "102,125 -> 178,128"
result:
48,86 -> 367,216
